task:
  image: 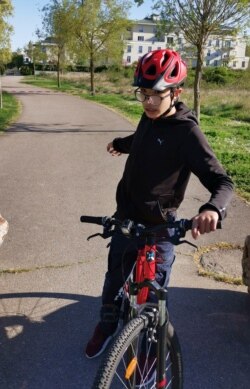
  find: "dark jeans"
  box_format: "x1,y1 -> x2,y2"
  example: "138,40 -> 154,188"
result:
100,230 -> 175,333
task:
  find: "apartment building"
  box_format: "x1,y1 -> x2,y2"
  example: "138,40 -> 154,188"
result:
123,16 -> 249,70
204,34 -> 249,69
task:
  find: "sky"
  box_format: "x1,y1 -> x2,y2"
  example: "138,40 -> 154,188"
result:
10,0 -> 153,51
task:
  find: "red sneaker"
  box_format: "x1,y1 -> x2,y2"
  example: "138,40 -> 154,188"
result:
85,323 -> 116,359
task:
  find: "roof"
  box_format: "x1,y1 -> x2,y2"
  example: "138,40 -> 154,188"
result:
134,15 -> 160,24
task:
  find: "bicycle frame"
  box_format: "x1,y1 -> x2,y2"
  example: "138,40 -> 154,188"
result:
127,237 -> 169,388
80,214 -> 199,389
136,243 -> 156,304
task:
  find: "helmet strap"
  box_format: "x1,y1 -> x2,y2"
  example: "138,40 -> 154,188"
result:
158,89 -> 175,119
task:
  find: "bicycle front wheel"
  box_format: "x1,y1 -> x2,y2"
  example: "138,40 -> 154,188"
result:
92,315 -> 183,389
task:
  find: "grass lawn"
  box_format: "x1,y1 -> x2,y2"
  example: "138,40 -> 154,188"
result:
23,73 -> 250,201
0,92 -> 20,132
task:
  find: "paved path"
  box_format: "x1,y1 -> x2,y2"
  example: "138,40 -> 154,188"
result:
0,76 -> 249,389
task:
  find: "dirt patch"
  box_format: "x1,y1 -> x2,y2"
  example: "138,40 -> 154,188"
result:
194,243 -> 243,284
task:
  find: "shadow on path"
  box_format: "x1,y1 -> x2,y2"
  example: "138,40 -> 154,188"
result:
0,288 -> 249,389
6,122 -> 133,134
168,287 -> 250,389
0,292 -> 100,389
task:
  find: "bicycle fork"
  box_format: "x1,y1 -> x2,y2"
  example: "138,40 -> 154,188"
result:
157,289 -> 168,389
129,282 -> 169,388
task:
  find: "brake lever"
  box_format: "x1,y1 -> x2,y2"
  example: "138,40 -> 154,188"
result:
87,233 -> 104,241
87,230 -> 114,241
167,226 -> 198,249
176,239 -> 198,249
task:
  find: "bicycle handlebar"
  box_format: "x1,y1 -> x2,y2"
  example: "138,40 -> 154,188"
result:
80,215 -> 221,247
80,215 -> 192,231
81,215 -> 202,247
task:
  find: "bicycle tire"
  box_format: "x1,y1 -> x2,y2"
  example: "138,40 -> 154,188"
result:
92,315 -> 183,389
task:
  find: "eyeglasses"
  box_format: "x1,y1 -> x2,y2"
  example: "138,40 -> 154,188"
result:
134,88 -> 171,106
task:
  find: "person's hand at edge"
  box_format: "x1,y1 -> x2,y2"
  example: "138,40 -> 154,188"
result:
192,210 -> 219,240
107,142 -> 122,156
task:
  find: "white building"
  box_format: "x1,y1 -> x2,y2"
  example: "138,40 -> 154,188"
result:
204,34 -> 249,69
123,16 -> 249,70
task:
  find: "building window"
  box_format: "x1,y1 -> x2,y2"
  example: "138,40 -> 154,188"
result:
242,61 -> 245,68
178,38 -> 182,45
127,56 -> 131,63
206,60 -> 210,66
215,39 -> 220,47
139,26 -> 144,32
138,46 -> 143,53
148,46 -> 152,52
208,39 -> 212,46
214,60 -> 218,66
127,45 -> 131,53
207,50 -> 211,57
225,40 -> 231,48
167,37 -> 174,45
157,47 -> 161,50
138,36 -> 144,41
233,61 -> 237,67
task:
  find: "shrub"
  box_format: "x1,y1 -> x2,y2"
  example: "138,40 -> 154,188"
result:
202,67 -> 236,85
123,66 -> 134,79
95,65 -> 108,73
20,66 -> 33,76
74,65 -> 90,72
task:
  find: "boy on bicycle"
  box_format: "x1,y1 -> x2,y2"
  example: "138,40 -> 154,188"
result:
85,49 -> 233,359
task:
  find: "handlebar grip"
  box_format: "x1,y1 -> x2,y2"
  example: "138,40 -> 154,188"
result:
217,220 -> 222,229
183,219 -> 193,231
80,215 -> 104,225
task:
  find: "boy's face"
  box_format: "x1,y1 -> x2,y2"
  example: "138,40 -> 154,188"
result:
136,88 -> 175,119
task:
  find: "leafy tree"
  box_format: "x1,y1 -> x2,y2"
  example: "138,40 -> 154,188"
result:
42,0 -> 76,87
72,0 -> 132,95
135,0 -> 250,121
24,40 -> 48,75
41,0 -> 131,92
0,0 -> 13,67
8,52 -> 24,69
0,0 -> 13,108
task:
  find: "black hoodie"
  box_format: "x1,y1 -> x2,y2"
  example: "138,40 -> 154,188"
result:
113,102 -> 234,225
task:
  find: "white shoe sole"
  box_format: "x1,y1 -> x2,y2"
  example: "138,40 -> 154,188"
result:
85,326 -> 120,359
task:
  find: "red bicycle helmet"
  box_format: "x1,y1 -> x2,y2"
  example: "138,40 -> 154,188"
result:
133,49 -> 187,91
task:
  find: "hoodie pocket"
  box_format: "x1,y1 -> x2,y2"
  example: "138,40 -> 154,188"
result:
158,192 -> 176,213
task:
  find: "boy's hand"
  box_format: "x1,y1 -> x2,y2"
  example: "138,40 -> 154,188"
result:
107,142 -> 122,156
191,210 -> 219,240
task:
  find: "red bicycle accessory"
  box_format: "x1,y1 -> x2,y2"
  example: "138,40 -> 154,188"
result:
136,244 -> 156,304
157,378 -> 167,388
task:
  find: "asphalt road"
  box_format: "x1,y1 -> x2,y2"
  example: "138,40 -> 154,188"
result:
0,76 -> 249,389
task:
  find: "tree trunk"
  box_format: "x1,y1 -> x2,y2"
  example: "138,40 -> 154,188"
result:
193,46 -> 204,122
57,52 -> 60,88
90,54 -> 95,95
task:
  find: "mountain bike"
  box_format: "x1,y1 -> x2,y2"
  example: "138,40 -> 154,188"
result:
80,215 -> 198,389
